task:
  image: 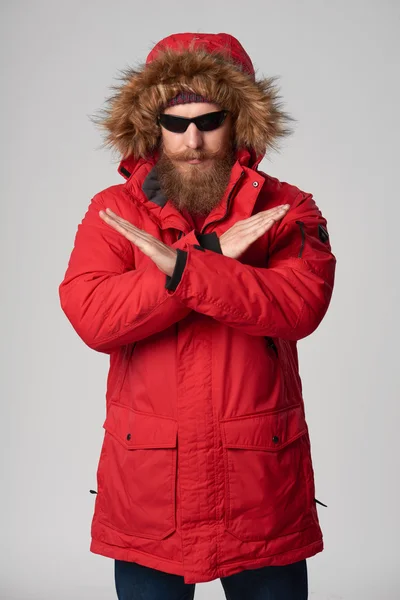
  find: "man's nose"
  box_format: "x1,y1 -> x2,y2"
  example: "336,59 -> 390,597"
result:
183,123 -> 203,149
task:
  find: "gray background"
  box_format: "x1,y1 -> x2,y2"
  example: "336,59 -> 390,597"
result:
1,0 -> 399,598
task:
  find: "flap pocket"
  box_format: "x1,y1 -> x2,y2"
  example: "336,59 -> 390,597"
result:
220,404 -> 314,542
103,402 -> 177,449
97,402 -> 178,539
220,403 -> 307,451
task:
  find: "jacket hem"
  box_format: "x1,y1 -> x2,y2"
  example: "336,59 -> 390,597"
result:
90,537 -> 323,584
216,538 -> 323,579
90,538 -> 185,576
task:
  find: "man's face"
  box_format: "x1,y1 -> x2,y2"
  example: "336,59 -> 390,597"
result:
155,102 -> 236,216
160,102 -> 233,169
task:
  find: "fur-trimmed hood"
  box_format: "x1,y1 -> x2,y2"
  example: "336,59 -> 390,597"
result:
91,32 -> 295,162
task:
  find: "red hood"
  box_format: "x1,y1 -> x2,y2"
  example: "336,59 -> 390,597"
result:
92,31 -> 293,165
146,32 -> 256,80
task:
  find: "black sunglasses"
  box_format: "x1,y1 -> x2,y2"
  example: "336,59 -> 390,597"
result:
157,110 -> 228,133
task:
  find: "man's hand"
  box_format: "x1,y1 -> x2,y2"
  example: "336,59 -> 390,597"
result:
219,204 -> 290,259
99,208 -> 177,276
99,203 -> 290,274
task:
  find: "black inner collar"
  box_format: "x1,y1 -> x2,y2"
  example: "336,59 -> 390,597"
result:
141,166 -> 168,207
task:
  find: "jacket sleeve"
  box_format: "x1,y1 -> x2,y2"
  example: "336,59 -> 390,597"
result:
59,192 -> 195,354
164,191 -> 337,340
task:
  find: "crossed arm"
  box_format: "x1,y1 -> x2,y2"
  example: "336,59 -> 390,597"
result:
59,191 -> 336,353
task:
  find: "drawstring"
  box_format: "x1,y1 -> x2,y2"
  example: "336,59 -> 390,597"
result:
314,498 -> 327,507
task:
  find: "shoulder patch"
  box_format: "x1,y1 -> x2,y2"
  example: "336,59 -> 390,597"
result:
318,224 -> 329,243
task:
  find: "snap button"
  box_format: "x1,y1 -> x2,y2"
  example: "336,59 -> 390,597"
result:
252,181 -> 259,187
126,433 -> 131,441
272,435 -> 279,444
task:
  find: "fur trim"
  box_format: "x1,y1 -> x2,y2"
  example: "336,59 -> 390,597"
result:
90,44 -> 295,160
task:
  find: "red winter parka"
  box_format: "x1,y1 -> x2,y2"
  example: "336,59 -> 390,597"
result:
59,33 -> 337,584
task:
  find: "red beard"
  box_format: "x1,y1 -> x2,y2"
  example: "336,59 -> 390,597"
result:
155,143 -> 236,216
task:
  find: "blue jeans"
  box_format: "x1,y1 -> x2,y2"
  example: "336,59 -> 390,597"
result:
114,558 -> 308,599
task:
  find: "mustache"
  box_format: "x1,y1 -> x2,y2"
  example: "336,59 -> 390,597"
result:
161,147 -> 223,162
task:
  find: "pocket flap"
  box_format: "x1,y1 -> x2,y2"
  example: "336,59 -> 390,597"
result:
103,402 -> 177,449
220,404 -> 307,451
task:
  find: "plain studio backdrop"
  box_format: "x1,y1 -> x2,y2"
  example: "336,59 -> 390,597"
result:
1,1 -> 399,598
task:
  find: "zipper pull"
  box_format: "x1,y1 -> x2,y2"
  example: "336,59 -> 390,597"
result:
89,489 -> 98,494
265,336 -> 278,357
295,221 -> 306,258
314,497 -> 327,507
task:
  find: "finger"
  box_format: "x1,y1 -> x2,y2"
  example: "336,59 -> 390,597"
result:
104,209 -> 145,235
99,211 -> 146,244
100,210 -> 172,258
234,205 -> 289,233
239,219 -> 278,246
105,208 -> 137,227
105,208 -> 133,225
257,205 -> 290,222
242,213 -> 285,242
100,210 -> 152,244
240,205 -> 289,227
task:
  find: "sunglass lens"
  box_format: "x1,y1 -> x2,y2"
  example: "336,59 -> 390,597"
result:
196,111 -> 227,131
159,114 -> 189,133
158,110 -> 227,133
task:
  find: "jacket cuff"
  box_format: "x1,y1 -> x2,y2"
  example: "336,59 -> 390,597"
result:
195,231 -> 223,254
165,249 -> 188,291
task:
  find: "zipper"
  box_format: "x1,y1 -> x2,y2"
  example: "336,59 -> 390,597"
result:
89,343 -> 136,499
295,221 -> 306,258
200,171 -> 245,235
264,336 -> 278,357
116,342 -> 136,395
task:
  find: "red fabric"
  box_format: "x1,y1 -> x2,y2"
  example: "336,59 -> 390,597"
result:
181,208 -> 207,232
146,32 -> 255,80
59,33 -> 337,584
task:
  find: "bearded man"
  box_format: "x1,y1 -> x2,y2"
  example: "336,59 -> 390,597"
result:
59,32 -> 336,600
